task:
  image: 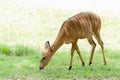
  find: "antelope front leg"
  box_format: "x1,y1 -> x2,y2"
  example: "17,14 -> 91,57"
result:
75,44 -> 85,66
68,43 -> 75,70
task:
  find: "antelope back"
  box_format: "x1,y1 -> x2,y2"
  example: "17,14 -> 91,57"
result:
63,12 -> 101,39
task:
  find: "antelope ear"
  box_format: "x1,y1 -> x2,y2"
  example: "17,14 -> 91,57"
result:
45,41 -> 50,49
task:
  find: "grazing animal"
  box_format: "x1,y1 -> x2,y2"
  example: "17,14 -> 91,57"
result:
40,11 -> 106,70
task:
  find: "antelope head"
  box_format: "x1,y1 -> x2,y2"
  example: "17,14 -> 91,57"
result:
40,41 -> 54,70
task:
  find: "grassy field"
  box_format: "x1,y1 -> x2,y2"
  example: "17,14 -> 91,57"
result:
0,49 -> 120,79
0,0 -> 120,80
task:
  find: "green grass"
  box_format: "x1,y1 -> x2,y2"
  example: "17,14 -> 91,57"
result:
0,44 -> 12,55
0,44 -> 36,56
0,49 -> 120,79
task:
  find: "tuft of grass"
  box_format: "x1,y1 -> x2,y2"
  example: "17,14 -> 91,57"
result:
0,44 -> 36,56
0,44 -> 12,55
14,44 -> 36,56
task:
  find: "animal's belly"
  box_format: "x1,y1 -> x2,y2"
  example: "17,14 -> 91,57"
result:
78,32 -> 93,39
64,38 -> 76,44
64,33 -> 92,44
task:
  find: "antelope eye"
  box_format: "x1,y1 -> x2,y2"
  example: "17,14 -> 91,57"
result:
40,57 -> 46,62
43,57 -> 46,59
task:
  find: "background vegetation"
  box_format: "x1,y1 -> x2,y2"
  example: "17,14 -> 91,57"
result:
0,0 -> 120,79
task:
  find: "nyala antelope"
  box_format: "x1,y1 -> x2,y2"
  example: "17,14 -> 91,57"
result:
40,11 -> 106,70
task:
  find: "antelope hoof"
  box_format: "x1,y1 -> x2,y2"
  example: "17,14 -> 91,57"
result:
68,66 -> 72,70
104,62 -> 106,65
39,67 -> 44,70
82,62 -> 85,66
89,62 -> 92,65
